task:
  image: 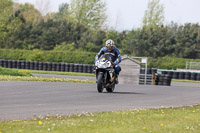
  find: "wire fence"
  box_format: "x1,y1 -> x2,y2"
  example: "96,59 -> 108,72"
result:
186,62 -> 200,70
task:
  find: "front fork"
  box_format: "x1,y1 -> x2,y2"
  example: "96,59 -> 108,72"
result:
96,71 -> 106,84
96,70 -> 115,85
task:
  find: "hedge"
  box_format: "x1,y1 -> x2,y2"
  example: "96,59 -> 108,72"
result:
1,49 -> 200,69
148,56 -> 200,69
0,49 -> 96,64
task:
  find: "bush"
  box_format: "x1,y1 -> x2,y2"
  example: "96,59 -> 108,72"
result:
1,49 -> 200,69
0,49 -> 96,64
148,56 -> 200,69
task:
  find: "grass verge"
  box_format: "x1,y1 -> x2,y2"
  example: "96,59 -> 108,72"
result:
0,67 -> 32,76
0,75 -> 95,83
0,105 -> 200,133
19,69 -> 96,77
172,79 -> 200,83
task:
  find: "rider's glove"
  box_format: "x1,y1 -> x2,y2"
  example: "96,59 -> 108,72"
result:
113,61 -> 118,66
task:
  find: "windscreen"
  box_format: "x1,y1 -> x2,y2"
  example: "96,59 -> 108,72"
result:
99,54 -> 112,61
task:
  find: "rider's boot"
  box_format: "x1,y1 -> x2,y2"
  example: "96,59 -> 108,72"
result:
115,74 -> 119,84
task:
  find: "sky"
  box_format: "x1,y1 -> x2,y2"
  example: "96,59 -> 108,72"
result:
14,0 -> 200,31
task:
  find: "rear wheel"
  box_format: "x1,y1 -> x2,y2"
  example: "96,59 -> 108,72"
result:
97,73 -> 104,93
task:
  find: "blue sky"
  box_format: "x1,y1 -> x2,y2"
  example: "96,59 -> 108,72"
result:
14,0 -> 200,31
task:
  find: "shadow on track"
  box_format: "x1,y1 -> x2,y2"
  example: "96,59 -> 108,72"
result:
103,92 -> 145,95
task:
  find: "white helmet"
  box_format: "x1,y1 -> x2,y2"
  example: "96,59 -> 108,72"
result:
106,39 -> 115,51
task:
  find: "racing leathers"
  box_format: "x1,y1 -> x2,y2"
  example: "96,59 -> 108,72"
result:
95,46 -> 121,75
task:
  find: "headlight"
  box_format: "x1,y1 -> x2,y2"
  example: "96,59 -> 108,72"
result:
97,62 -> 106,68
107,62 -> 111,68
96,61 -> 112,68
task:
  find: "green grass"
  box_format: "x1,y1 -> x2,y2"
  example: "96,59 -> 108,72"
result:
0,67 -> 96,83
0,105 -> 200,133
0,75 -> 95,83
172,79 -> 200,83
0,67 -> 95,77
24,69 -> 95,77
0,67 -> 32,76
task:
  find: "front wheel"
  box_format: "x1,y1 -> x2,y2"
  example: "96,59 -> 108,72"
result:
106,83 -> 115,92
97,73 -> 104,93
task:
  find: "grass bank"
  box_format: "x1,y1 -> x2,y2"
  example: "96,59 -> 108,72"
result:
172,79 -> 200,83
0,75 -> 95,83
23,69 -> 95,77
0,105 -> 200,133
0,67 -> 95,83
0,67 -> 32,76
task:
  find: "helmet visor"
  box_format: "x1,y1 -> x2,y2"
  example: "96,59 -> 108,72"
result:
107,45 -> 113,51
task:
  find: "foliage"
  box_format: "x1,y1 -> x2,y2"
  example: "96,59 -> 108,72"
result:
79,29 -> 106,52
1,49 -> 200,69
0,67 -> 31,76
54,42 -> 77,51
0,0 -> 200,64
174,23 -> 200,58
0,0 -> 13,46
123,23 -> 200,59
148,56 -> 200,69
4,16 -> 107,51
69,0 -> 107,29
1,105 -> 200,132
14,3 -> 42,25
55,3 -> 69,20
143,0 -> 165,27
0,0 -> 13,23
0,49 -> 96,64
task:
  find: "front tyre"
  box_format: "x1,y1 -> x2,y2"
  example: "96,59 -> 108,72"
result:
106,83 -> 115,92
97,73 -> 104,93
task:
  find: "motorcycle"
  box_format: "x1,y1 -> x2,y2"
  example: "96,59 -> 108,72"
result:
95,54 -> 117,93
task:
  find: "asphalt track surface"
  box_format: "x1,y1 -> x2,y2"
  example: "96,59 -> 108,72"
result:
1,76 -> 200,121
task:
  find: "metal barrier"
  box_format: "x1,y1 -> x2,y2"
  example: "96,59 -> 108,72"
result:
139,68 -> 174,86
139,74 -> 152,85
139,68 -> 157,85
186,62 -> 200,70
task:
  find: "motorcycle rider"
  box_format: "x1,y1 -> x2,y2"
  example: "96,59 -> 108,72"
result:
95,39 -> 121,84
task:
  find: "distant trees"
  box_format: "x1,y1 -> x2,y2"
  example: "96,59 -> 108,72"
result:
0,0 -> 199,60
6,19 -> 80,50
122,23 -> 200,59
5,18 -> 107,51
143,0 -> 165,27
69,0 -> 107,29
133,0 -> 200,59
0,0 -> 13,23
0,0 -> 13,46
56,3 -> 70,20
35,0 -> 51,16
0,0 -> 107,51
174,23 -> 200,58
14,3 -> 42,24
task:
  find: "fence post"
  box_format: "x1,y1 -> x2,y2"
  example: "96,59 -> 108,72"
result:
152,72 -> 156,85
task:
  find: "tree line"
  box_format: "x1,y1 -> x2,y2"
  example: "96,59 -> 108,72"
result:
0,0 -> 200,59
123,23 -> 200,59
